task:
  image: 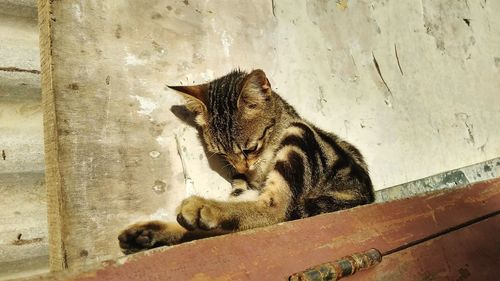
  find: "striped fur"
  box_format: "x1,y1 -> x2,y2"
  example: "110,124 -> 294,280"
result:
118,69 -> 374,253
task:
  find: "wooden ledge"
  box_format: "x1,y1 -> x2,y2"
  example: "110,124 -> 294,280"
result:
29,178 -> 500,280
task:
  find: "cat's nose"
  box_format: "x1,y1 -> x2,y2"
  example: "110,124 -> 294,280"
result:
234,163 -> 248,174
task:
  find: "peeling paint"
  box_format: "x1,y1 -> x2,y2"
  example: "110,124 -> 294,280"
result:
336,0 -> 348,11
148,208 -> 170,221
73,3 -> 82,23
200,69 -> 215,81
131,95 -> 157,115
125,54 -> 147,66
152,180 -> 167,194
156,136 -> 168,146
343,120 -> 350,138
421,0 -> 474,57
455,113 -> 475,146
220,30 -> 233,57
442,171 -> 469,186
149,151 -> 161,158
376,158 -> 499,202
151,41 -> 166,54
494,57 -> 500,67
315,86 -> 327,114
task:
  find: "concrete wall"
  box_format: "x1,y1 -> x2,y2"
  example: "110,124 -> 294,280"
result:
0,0 -> 48,278
74,0 -> 500,194
87,0 -> 500,195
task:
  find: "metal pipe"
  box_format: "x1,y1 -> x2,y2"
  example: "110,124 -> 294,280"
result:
288,248 -> 382,281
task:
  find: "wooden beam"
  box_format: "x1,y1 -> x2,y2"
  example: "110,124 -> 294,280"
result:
38,0 -> 66,271
37,0 -> 190,270
28,179 -> 500,280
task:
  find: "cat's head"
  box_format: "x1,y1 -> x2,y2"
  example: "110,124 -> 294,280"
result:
169,69 -> 277,174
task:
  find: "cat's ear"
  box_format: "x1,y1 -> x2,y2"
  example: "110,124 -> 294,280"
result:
168,84 -> 208,114
238,69 -> 271,109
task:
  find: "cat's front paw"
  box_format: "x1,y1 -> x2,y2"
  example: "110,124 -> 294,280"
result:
177,196 -> 225,231
231,177 -> 249,190
118,221 -> 181,254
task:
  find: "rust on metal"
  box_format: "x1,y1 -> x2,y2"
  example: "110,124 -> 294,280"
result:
288,248 -> 382,281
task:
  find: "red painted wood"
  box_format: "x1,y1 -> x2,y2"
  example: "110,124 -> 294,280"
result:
34,179 -> 500,281
350,215 -> 500,281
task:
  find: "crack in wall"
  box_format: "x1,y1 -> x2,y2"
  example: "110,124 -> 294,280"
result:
372,52 -> 393,107
455,112 -> 475,146
394,44 -> 404,76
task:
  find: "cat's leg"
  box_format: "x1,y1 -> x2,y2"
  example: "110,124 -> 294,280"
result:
118,221 -> 187,254
177,168 -> 293,231
118,174 -> 260,254
230,173 -> 250,195
228,174 -> 261,201
118,221 -> 233,254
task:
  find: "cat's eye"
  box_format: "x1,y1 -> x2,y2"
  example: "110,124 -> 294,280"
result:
247,103 -> 258,109
243,146 -> 258,155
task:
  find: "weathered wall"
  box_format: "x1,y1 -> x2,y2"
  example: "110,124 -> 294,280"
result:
0,0 -> 48,279
0,5 -> 43,174
39,0 -> 500,270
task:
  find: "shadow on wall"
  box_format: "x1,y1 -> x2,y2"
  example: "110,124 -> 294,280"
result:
170,105 -> 233,183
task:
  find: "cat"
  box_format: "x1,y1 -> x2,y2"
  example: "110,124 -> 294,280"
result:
118,69 -> 374,254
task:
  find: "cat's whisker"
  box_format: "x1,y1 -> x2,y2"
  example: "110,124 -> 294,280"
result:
251,158 -> 265,170
220,162 -> 234,172
206,152 -> 217,161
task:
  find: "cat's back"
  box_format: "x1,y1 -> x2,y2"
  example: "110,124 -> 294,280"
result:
271,117 -> 374,211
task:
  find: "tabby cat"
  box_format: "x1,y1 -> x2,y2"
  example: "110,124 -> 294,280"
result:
118,69 -> 374,254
